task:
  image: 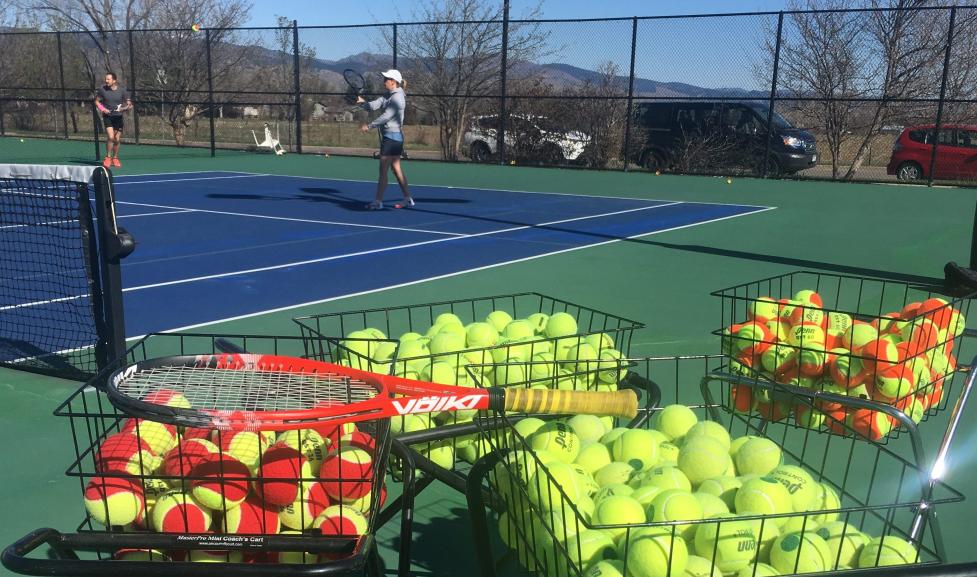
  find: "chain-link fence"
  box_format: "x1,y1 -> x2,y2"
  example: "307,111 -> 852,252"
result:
2,7 -> 976,184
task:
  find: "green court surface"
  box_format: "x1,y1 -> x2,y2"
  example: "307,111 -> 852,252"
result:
2,135 -> 976,575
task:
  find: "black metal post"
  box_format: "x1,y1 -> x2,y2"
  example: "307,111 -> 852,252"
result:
56,32 -> 69,139
0,99 -> 5,135
497,0 -> 510,165
392,24 -> 398,68
292,20 -> 302,154
128,29 -> 140,144
205,28 -> 216,157
623,17 -> 638,172
763,11 -> 784,178
929,7 -> 956,187
92,103 -> 101,163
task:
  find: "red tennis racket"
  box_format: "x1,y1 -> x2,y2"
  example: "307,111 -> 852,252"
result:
104,353 -> 637,432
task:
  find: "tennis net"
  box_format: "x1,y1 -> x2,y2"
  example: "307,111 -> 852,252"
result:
0,164 -> 129,380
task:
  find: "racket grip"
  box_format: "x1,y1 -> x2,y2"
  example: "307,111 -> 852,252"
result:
503,388 -> 638,419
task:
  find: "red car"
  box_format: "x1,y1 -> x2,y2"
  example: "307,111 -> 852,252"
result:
887,124 -> 977,181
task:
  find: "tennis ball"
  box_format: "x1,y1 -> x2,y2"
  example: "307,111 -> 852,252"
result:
815,521 -> 869,569
653,404 -> 698,442
857,536 -> 918,567
843,322 -> 879,350
142,388 -> 192,408
593,495 -> 646,542
657,441 -> 681,464
530,422 -> 581,463
846,408 -> 893,441
545,312 -> 578,338
734,438 -> 783,477
596,349 -> 627,384
320,446 -> 373,501
586,559 -> 625,577
648,489 -> 703,541
575,442 -> 613,475
160,437 -> 218,477
628,484 -> 662,508
391,413 -> 430,437
121,418 -> 178,456
219,496 -> 281,533
594,483 -> 635,503
808,483 -> 840,525
152,490 -> 212,533
788,323 -> 827,349
770,531 -> 831,574
610,428 -> 660,471
485,310 -> 514,332
529,461 -> 586,508
278,482 -> 332,530
254,442 -> 314,506
735,563 -> 780,577
693,491 -> 730,518
501,320 -> 534,341
114,549 -> 170,561
693,515 -> 758,573
767,465 -> 819,513
875,364 -> 916,400
567,415 -> 607,445
620,526 -> 689,577
429,331 -> 466,356
679,435 -> 727,483
632,465 -> 692,492
594,462 -> 635,488
528,351 -> 558,383
19,138 -> 25,142
684,554 -> 723,577
492,360 -> 528,387
465,322 -> 499,348
685,420 -> 732,452
698,476 -> 742,511
735,477 -> 793,524
95,432 -> 160,476
277,429 -> 329,471
600,427 -> 629,446
84,476 -> 145,527
190,454 -> 251,510
314,504 -> 368,536
212,431 -> 267,474
340,484 -> 386,514
556,530 -> 616,575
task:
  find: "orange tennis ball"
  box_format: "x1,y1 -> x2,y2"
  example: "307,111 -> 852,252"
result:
314,504 -> 369,537
916,297 -> 953,328
95,432 -> 159,475
256,442 -> 313,506
788,323 -> 826,348
142,388 -> 191,408
163,437 -> 219,476
279,482 -> 332,530
121,418 -> 179,455
320,447 -> 374,500
860,338 -> 900,372
190,23 -> 201,32
339,431 -> 377,454
151,491 -> 212,533
847,409 -> 892,441
875,365 -> 916,401
84,476 -> 145,527
219,496 -> 282,534
190,454 -> 251,510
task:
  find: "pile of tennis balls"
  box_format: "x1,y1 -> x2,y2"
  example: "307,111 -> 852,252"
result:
721,290 -> 964,440
84,407 -> 384,564
493,406 -> 919,577
343,310 -> 627,464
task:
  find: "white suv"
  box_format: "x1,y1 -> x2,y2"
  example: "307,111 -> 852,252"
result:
463,114 -> 591,163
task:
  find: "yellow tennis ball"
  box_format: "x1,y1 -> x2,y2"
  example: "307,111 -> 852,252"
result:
770,531 -> 831,574
735,477 -> 793,525
610,428 -> 660,471
697,476 -> 743,511
574,442 -> 612,475
734,437 -> 784,477
767,465 -> 819,512
592,495 -> 646,542
652,404 -> 698,441
631,465 -> 691,492
586,559 -> 625,577
735,563 -> 780,577
678,435 -> 729,486
857,536 -> 919,568
816,521 -> 869,569
693,515 -> 758,573
566,415 -> 607,444
619,527 -> 689,577
545,312 -> 578,338
693,491 -> 730,518
684,420 -> 732,452
594,462 -> 635,487
528,461 -> 586,509
648,489 -> 703,541
530,422 -> 580,463
685,554 -> 723,577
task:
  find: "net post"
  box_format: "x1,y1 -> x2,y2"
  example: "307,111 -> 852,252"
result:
56,32 -> 69,140
622,17 -> 638,172
205,28 -> 216,158
763,11 -> 784,179
929,7 -> 956,187
92,102 -> 101,162
91,169 -> 129,366
292,20 -> 302,154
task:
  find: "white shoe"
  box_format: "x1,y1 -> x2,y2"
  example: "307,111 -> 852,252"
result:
366,201 -> 383,210
394,198 -> 415,209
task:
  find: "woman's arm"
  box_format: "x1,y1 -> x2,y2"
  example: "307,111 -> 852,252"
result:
367,91 -> 404,129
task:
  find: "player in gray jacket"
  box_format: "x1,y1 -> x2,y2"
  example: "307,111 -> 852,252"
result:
95,72 -> 132,168
357,69 -> 414,210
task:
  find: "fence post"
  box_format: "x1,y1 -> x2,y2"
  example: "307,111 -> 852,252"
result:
292,20 -> 302,154
497,0 -> 510,165
763,11 -> 784,178
623,17 -> 638,172
392,24 -> 398,68
92,103 -> 101,162
56,32 -> 69,139
205,28 -> 215,157
128,29 -> 140,144
929,7 -> 956,188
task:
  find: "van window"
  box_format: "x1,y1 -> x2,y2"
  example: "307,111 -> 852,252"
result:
637,104 -> 672,127
675,106 -> 719,133
725,107 -> 760,134
957,130 -> 977,148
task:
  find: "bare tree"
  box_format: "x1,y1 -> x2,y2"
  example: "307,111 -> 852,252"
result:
393,0 -> 549,160
566,62 -> 629,168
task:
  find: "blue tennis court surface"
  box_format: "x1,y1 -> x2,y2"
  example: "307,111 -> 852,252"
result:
109,171 -> 775,336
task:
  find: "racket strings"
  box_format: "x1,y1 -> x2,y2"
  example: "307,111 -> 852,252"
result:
118,365 -> 378,412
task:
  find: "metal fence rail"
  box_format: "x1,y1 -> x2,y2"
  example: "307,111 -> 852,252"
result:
1,6 -> 976,185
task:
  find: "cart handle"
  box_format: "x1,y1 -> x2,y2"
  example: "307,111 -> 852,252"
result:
1,528 -> 375,577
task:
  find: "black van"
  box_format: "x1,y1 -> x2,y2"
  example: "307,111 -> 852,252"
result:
632,101 -> 817,176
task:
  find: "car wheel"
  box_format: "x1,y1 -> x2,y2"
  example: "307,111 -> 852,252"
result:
897,162 -> 923,181
755,156 -> 782,178
469,141 -> 491,163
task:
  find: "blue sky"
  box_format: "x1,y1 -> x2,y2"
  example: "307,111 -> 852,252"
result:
247,1 -> 793,89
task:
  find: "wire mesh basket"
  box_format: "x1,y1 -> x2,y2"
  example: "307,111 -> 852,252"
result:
0,332 -> 411,577
294,293 -> 645,472
467,355 -> 965,577
712,271 -> 974,441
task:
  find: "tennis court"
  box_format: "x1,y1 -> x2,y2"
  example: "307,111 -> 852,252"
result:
2,137 -> 977,576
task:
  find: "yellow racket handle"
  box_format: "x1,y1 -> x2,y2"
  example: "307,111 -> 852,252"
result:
502,388 -> 638,419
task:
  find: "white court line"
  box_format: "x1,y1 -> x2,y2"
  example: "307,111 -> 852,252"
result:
113,174 -> 266,185
114,170 -> 253,179
120,202 -> 680,293
114,200 -> 465,237
234,171 -> 776,210
0,209 -> 193,230
142,205 -> 777,337
120,209 -> 196,219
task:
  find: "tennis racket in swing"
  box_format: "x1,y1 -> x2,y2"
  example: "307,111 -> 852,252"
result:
103,352 -> 638,432
343,68 -> 367,105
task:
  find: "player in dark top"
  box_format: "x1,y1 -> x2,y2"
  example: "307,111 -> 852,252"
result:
95,72 -> 132,168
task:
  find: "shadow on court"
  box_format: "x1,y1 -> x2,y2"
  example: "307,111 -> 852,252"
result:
390,505 -> 485,576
